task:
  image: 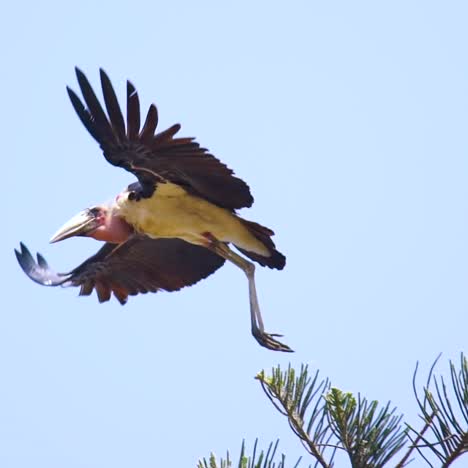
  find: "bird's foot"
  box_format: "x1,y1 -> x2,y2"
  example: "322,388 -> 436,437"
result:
252,328 -> 294,352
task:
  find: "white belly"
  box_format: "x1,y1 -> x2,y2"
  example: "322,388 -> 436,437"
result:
116,182 -> 268,255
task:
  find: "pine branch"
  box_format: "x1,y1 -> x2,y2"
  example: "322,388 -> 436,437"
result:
325,388 -> 407,467
256,365 -> 407,468
256,365 -> 333,468
397,411 -> 435,467
197,439 -> 304,468
202,355 -> 468,468
407,353 -> 468,467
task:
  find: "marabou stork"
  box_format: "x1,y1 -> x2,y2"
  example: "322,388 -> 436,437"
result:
15,68 -> 292,352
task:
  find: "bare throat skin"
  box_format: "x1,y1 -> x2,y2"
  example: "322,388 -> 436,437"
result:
116,182 -> 269,256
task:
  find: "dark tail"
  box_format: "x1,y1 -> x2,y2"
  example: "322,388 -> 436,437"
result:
237,219 -> 286,270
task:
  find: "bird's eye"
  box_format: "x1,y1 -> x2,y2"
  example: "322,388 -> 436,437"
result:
89,207 -> 101,216
128,192 -> 137,201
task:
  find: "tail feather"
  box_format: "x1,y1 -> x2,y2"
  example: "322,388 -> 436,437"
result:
238,219 -> 286,270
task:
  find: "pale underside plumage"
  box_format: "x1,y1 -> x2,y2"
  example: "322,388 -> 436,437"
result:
116,182 -> 270,256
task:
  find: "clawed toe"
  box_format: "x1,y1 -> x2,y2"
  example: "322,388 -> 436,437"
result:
253,329 -> 294,352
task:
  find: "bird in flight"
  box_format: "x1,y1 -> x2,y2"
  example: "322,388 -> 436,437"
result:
15,68 -> 292,352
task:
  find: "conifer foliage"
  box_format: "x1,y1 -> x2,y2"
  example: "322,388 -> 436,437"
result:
199,354 -> 468,467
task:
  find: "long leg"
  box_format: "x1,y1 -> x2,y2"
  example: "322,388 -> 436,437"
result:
205,235 -> 293,352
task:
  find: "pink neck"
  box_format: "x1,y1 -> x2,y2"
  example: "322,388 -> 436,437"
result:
91,215 -> 133,243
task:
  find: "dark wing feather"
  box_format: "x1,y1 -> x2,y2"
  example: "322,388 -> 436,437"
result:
126,81 -> 140,140
15,242 -> 70,286
99,69 -> 126,140
15,237 -> 225,305
68,68 -> 253,209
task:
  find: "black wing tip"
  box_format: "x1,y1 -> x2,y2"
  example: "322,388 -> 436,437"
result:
36,252 -> 48,269
66,86 -> 79,101
127,80 -> 137,94
171,122 -> 181,132
74,66 -> 108,82
15,242 -> 35,275
15,242 -> 68,287
117,295 -> 128,305
99,68 -> 111,84
74,66 -> 86,80
15,242 -> 32,263
75,68 -> 96,95
145,103 -> 159,123
14,247 -> 22,264
75,68 -> 130,93
74,67 -> 89,89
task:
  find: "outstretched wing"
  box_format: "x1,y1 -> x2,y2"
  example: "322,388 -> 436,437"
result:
15,237 -> 225,304
67,68 -> 253,210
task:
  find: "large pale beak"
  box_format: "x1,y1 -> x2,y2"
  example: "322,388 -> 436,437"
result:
50,209 -> 99,243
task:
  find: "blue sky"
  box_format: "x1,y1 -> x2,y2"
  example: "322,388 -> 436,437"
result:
2,1 -> 467,467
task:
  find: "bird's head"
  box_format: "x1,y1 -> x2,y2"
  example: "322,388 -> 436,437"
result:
50,203 -> 132,244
